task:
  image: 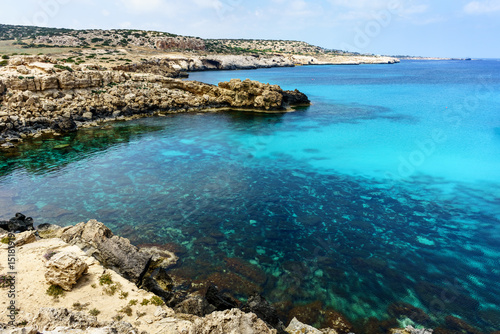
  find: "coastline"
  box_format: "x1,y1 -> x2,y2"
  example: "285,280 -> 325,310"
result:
0,55 -> 312,148
0,52 -> 399,148
0,217 -> 430,334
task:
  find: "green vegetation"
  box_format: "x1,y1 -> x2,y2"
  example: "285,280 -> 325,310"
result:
99,273 -> 113,285
128,299 -> 138,306
1,235 -> 14,244
119,291 -> 129,299
46,284 -> 65,299
99,272 -> 122,296
112,314 -> 124,321
0,274 -> 14,288
150,296 -> 164,306
89,308 -> 101,316
118,305 -> 133,316
54,64 -> 73,72
72,302 -> 90,311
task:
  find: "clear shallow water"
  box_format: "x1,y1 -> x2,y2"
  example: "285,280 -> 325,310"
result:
1,60 -> 500,331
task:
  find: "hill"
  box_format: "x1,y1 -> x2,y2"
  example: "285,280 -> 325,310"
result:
0,24 -> 347,56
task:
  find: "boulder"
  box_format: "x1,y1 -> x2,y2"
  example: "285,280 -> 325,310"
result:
174,294 -> 215,316
36,223 -> 63,239
205,285 -> 239,311
0,213 -> 34,232
13,231 -> 37,247
192,308 -> 277,334
45,251 -> 88,291
285,317 -> 322,334
51,117 -> 77,132
60,219 -> 151,284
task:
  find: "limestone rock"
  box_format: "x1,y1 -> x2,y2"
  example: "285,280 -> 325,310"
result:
286,317 -> 323,334
29,308 -> 100,331
0,327 -> 39,334
390,326 -> 433,334
140,246 -> 178,270
241,294 -> 284,331
174,295 -> 215,316
154,36 -> 205,51
13,231 -> 37,247
26,308 -> 140,333
192,308 -> 278,334
60,219 -> 151,284
45,252 -> 88,291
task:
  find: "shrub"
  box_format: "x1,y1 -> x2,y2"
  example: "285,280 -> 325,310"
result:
1,55 -> 9,59
119,291 -> 129,299
112,314 -> 123,321
54,64 -> 73,72
89,308 -> 101,316
150,296 -> 164,306
1,235 -> 14,244
119,305 -> 133,316
103,282 -> 121,296
46,285 -> 65,299
0,275 -> 14,288
72,302 -> 89,311
99,273 -> 113,285
140,298 -> 150,306
128,299 -> 138,306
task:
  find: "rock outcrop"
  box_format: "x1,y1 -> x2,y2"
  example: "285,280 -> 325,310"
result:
44,252 -> 89,291
59,219 -> 151,284
0,61 -> 310,145
154,36 -> 206,51
390,326 -> 434,334
192,308 -> 278,334
285,317 -> 338,334
242,294 -> 285,332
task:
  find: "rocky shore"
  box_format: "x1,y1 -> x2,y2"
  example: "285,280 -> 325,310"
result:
0,55 -> 310,147
0,215 -> 433,334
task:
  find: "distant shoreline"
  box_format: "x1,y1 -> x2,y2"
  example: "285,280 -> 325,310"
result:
396,56 -> 473,61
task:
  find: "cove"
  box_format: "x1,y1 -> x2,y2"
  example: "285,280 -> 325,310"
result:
1,60 -> 499,332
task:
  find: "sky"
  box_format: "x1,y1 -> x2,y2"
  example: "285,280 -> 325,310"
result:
0,0 -> 499,58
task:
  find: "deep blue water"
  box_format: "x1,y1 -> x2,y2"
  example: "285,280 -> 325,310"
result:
1,60 -> 499,331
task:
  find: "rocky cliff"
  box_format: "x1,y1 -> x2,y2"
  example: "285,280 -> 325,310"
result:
0,56 -> 309,146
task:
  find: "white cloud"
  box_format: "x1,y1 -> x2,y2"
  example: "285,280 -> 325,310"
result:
464,0 -> 500,14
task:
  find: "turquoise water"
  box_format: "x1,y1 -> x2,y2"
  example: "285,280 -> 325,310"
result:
1,60 -> 499,331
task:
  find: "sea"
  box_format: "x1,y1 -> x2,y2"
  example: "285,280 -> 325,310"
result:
0,59 -> 499,332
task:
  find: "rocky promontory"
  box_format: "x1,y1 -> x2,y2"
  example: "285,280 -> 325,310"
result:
0,56 -> 310,147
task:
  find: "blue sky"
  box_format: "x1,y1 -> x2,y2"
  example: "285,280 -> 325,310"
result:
1,0 -> 499,58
